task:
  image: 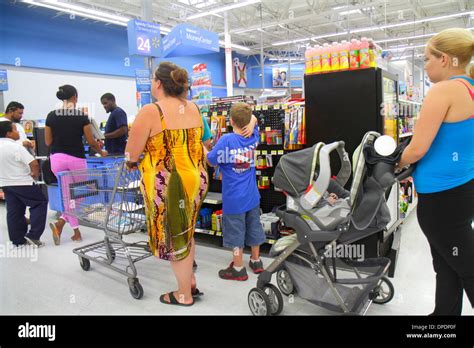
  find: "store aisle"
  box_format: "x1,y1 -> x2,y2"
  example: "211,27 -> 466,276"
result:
0,203 -> 472,315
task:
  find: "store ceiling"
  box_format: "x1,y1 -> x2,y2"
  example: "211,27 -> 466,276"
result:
21,0 -> 474,60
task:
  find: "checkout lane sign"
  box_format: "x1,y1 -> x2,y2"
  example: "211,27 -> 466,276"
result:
127,20 -> 161,57
0,69 -> 8,91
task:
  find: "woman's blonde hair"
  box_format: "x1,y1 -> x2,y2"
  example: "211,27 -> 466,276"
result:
427,28 -> 474,78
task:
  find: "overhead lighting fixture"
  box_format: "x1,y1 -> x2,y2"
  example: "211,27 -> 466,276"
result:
234,24 -> 277,34
271,11 -> 474,46
187,0 -> 261,20
385,44 -> 426,52
23,0 -> 129,26
218,40 -> 250,51
23,0 -> 171,34
376,33 -> 436,44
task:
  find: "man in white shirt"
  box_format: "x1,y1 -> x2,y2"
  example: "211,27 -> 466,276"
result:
0,121 -> 47,247
0,101 -> 34,150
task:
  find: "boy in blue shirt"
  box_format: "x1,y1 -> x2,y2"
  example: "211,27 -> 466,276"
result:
207,103 -> 265,281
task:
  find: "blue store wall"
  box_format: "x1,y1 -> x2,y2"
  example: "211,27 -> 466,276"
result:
0,1 -> 300,92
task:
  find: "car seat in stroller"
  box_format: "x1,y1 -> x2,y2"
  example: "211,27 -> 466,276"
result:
247,131 -> 412,316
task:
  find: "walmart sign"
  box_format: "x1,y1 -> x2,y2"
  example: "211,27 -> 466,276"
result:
162,24 -> 219,58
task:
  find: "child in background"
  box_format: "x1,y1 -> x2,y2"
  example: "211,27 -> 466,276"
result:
0,121 -> 47,247
206,103 -> 265,281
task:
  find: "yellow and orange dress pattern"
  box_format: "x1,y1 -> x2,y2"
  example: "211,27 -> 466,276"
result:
139,104 -> 208,261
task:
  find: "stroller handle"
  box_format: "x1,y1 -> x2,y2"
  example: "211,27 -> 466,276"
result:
395,165 -> 415,182
300,141 -> 350,210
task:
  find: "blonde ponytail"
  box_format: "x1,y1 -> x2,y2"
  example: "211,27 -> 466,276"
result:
428,28 -> 473,71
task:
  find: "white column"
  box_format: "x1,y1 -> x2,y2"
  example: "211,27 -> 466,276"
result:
224,12 -> 234,96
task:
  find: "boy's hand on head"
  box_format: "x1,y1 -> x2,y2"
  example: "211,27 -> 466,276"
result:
241,115 -> 257,138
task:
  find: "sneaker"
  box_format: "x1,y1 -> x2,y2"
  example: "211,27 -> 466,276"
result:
24,236 -> 45,248
249,259 -> 264,274
218,262 -> 248,281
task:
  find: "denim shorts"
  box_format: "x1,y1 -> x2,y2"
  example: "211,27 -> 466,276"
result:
222,205 -> 266,249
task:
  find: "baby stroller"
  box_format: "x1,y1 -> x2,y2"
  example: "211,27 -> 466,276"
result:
247,131 -> 413,315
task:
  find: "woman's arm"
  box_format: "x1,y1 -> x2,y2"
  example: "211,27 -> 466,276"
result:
83,124 -> 108,157
44,126 -> 53,147
125,104 -> 156,163
398,83 -> 450,168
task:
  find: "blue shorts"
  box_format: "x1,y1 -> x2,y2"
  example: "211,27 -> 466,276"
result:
222,205 -> 266,249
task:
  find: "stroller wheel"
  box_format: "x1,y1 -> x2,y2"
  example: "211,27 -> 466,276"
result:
276,269 -> 295,296
372,276 -> 394,304
263,284 -> 284,315
248,288 -> 272,316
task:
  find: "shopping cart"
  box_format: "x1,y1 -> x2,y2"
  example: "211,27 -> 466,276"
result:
57,161 -> 152,299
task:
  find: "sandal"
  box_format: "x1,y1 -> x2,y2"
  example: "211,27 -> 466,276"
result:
49,222 -> 61,246
192,288 -> 204,298
159,292 -> 194,307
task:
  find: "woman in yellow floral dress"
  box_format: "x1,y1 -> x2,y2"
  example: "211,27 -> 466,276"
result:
125,62 -> 208,306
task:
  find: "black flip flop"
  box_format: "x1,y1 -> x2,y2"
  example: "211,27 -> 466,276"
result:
159,292 -> 194,307
192,288 -> 204,298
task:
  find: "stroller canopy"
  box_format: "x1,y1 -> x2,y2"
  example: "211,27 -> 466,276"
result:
273,144 -> 322,197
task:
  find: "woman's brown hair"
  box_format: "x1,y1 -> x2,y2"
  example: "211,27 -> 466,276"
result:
154,62 -> 189,98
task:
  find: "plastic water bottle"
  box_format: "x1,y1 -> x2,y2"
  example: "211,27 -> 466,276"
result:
312,46 -> 322,74
350,39 -> 360,70
331,42 -> 340,71
339,40 -> 350,70
368,38 -> 377,68
305,48 -> 313,74
359,37 -> 370,69
321,43 -> 331,72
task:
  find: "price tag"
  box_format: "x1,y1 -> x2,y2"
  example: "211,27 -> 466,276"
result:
255,105 -> 261,111
222,111 -> 227,116
274,104 -> 280,109
262,150 -> 267,155
212,112 -> 217,116
265,127 -> 271,131
256,171 -> 261,175
282,104 -> 288,109
256,150 -> 261,155
262,105 -> 268,110
216,232 -> 222,236
271,151 -> 277,155
202,112 -> 208,117
278,150 -> 284,155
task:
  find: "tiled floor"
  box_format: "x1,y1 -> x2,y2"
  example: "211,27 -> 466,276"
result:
0,202 -> 472,315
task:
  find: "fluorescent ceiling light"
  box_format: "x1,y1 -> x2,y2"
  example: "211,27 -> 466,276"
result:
187,0 -> 261,20
42,0 -> 130,22
235,24 -> 276,34
376,33 -> 436,44
271,11 -> 474,46
339,9 -> 362,16
385,44 -> 426,52
23,0 -> 128,26
24,0 -> 171,34
218,40 -> 250,51
269,58 -> 303,61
